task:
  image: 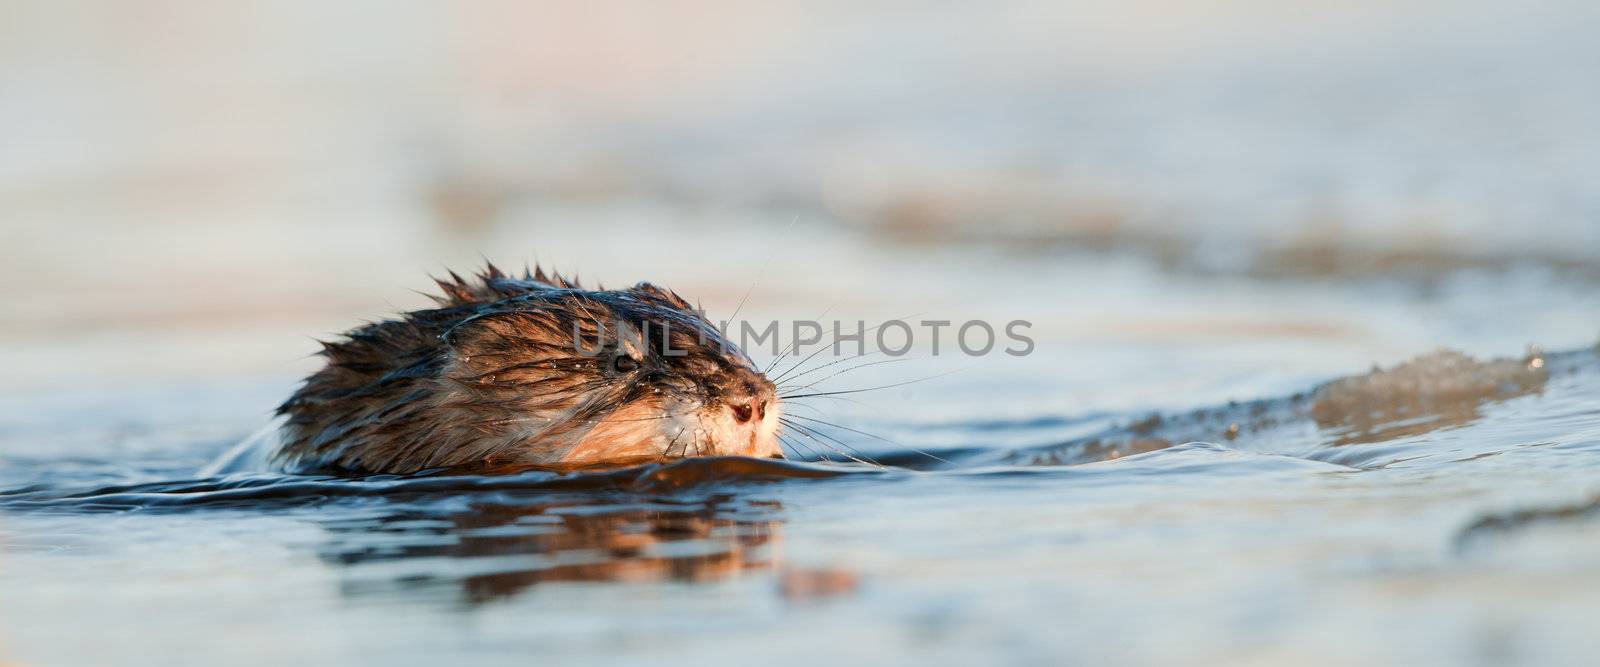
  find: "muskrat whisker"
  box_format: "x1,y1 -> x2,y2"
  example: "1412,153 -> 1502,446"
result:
770,349 -> 835,385
782,424 -> 865,466
782,418 -> 873,460
763,303 -> 838,374
666,426 -> 689,458
774,350 -> 884,385
764,311 -> 926,376
779,420 -> 844,459
779,356 -> 915,394
788,393 -> 874,411
776,432 -> 824,462
782,413 -> 889,442
782,368 -> 965,401
780,419 -> 884,468
726,215 -> 797,327
777,400 -> 829,416
771,340 -> 866,384
782,414 -> 952,465
725,281 -> 759,329
782,416 -> 878,460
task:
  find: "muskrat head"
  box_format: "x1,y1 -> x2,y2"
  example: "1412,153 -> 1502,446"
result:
444,284 -> 783,464
275,266 -> 783,474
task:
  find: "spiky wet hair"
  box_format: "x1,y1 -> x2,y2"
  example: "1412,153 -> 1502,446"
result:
275,264 -> 777,474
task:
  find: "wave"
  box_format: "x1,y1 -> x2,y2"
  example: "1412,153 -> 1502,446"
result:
0,456 -> 868,512
1000,346 -> 1594,469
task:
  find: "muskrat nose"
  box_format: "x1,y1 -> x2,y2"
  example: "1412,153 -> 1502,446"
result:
730,399 -> 767,423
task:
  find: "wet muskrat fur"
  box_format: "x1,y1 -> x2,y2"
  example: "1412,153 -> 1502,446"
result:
275,265 -> 781,474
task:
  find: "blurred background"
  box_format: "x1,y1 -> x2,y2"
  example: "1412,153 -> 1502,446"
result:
5,5 -> 1600,665
2,0 -> 1598,406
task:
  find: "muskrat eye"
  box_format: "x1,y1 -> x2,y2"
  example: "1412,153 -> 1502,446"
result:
611,355 -> 639,373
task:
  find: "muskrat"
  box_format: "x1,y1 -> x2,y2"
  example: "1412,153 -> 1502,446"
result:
267,264 -> 781,474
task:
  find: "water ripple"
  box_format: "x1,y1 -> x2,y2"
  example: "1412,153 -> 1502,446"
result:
0,457 -> 869,512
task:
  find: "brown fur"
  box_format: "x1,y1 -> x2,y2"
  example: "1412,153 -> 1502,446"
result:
276,264 -> 778,474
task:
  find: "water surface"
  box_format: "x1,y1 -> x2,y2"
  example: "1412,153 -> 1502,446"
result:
4,333 -> 1599,666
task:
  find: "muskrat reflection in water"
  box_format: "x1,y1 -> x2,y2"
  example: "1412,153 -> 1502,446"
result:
323,495 -> 782,604
269,264 -> 797,474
